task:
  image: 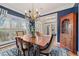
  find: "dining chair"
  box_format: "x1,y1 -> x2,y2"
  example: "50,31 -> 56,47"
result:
16,31 -> 25,36
40,34 -> 56,56
35,31 -> 43,36
15,31 -> 28,56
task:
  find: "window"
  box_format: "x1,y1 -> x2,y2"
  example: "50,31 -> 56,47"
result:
47,25 -> 50,35
62,19 -> 70,34
51,24 -> 55,34
0,14 -> 29,44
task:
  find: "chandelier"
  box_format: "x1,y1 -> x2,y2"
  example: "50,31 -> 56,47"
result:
25,5 -> 39,21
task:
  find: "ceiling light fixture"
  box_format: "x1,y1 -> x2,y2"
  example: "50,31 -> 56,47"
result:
25,4 -> 39,21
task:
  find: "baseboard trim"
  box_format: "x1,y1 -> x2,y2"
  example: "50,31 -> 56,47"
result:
57,42 -> 60,47
77,51 -> 79,56
0,40 -> 16,49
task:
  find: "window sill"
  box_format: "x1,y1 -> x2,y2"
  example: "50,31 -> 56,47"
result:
0,40 -> 16,49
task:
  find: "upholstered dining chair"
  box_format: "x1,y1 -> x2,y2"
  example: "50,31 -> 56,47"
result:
35,31 -> 43,36
16,31 -> 25,36
40,34 -> 56,56
15,31 -> 28,56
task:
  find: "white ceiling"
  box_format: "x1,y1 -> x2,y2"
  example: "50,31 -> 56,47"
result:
0,3 -> 75,15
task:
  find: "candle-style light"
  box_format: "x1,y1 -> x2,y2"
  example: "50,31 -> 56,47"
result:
25,7 -> 39,20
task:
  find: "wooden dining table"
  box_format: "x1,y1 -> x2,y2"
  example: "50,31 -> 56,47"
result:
16,35 -> 51,47
15,35 -> 51,56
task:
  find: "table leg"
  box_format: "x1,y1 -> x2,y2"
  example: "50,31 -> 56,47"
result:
33,44 -> 40,56
28,44 -> 40,56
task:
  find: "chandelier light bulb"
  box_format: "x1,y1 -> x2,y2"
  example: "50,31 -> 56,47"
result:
25,8 -> 39,20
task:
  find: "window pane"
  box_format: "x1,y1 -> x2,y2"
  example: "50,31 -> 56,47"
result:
62,19 -> 70,33
0,14 -> 29,43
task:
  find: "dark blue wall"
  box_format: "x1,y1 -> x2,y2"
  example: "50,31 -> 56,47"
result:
78,4 -> 79,52
57,6 -> 78,51
0,5 -> 25,18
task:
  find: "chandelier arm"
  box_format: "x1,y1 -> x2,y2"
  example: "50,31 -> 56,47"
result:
25,4 -> 39,20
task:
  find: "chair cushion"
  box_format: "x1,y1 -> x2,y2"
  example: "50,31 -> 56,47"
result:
23,42 -> 28,49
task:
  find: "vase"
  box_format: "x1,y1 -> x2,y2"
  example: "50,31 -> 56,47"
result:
29,20 -> 35,38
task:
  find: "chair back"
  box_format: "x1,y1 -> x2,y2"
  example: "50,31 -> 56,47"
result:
15,37 -> 23,51
40,34 -> 56,52
35,31 -> 43,36
16,31 -> 25,36
15,31 -> 28,50
48,34 -> 56,52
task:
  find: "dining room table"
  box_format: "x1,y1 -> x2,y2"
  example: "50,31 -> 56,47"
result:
15,35 -> 51,56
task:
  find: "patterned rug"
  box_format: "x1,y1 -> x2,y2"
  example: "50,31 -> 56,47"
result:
0,47 -> 69,56
50,47 -> 69,56
0,48 -> 18,56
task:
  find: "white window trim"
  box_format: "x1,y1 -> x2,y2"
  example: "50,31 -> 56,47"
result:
0,40 -> 16,49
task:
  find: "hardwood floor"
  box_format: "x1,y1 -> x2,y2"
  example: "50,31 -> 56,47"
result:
68,51 -> 77,56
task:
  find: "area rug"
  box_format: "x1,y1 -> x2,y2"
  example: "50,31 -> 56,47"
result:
0,47 -> 69,56
0,48 -> 18,56
50,47 -> 69,56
